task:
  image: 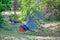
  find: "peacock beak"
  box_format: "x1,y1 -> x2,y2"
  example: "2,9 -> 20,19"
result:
18,26 -> 27,32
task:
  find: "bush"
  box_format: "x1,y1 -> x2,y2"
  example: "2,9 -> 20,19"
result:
0,13 -> 4,28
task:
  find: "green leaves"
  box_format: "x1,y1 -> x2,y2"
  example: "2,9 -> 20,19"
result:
0,0 -> 12,12
0,0 -> 12,4
0,0 -> 12,28
0,4 -> 11,12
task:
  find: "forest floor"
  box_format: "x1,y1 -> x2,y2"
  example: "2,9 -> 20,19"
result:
0,22 -> 60,40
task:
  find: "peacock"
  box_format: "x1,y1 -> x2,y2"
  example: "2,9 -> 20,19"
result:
18,7 -> 45,32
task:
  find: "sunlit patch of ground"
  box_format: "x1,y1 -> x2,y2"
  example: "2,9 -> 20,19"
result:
0,36 -> 60,40
41,22 -> 60,31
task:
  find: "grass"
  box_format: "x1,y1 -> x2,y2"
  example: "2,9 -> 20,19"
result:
0,22 -> 60,40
